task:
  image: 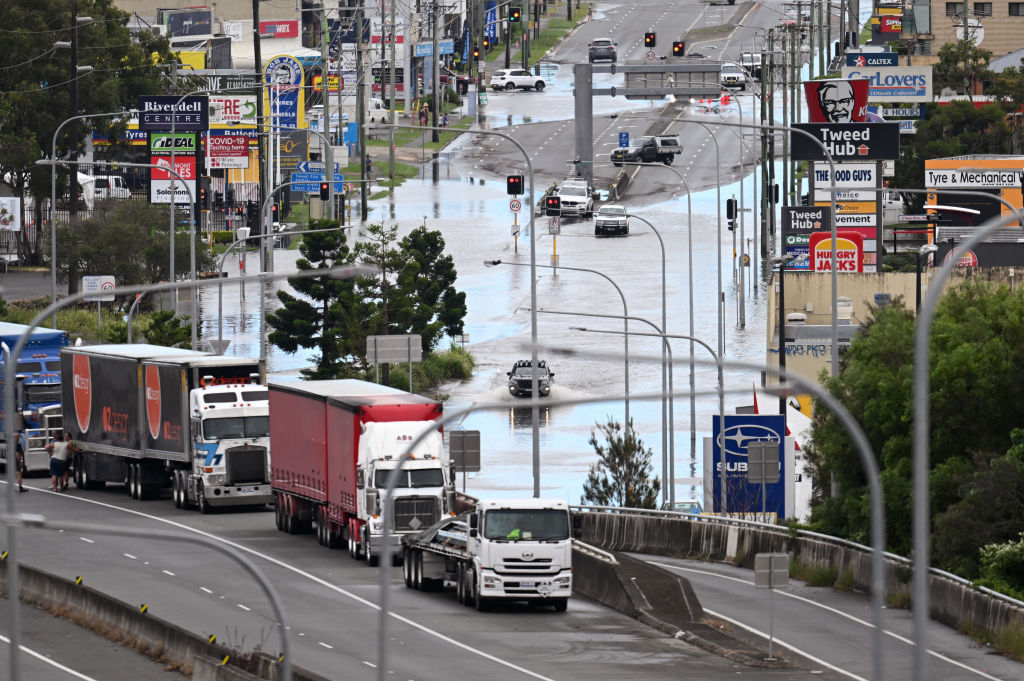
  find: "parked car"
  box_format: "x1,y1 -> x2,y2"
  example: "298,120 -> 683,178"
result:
557,181 -> 594,217
720,62 -> 747,90
594,204 -> 629,236
489,69 -> 546,91
588,38 -> 617,63
90,175 -> 130,199
507,359 -> 553,397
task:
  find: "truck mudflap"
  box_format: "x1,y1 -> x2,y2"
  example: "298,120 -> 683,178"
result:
479,569 -> 573,599
205,482 -> 273,507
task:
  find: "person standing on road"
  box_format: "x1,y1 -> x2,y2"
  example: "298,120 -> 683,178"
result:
419,102 -> 429,127
46,433 -> 72,492
15,429 -> 27,493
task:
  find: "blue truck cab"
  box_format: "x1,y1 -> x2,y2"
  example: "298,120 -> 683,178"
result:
0,322 -> 70,472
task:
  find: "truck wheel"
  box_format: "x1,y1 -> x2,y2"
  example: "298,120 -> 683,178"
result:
274,495 -> 284,531
403,549 -> 413,587
364,529 -> 379,567
347,528 -> 356,559
315,507 -> 325,545
172,471 -> 182,508
662,156 -> 673,166
197,482 -> 211,514
552,598 -> 568,612
80,462 -> 104,490
412,550 -> 423,590
474,579 -> 490,611
127,463 -> 138,499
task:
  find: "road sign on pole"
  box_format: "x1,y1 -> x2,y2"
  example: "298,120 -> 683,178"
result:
510,199 -> 522,212
618,132 -> 629,147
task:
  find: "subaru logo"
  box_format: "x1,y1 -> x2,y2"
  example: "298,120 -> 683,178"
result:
521,551 -> 534,560
717,425 -> 781,457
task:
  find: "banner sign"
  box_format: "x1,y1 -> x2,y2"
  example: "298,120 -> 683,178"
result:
209,95 -> 257,126
846,51 -> 899,67
880,16 -> 903,33
138,95 -> 208,131
804,79 -> 870,123
925,168 -> 1024,188
782,206 -> 832,270
260,20 -> 298,38
840,65 -> 933,102
0,197 -> 21,232
791,123 -> 901,161
206,131 -> 250,169
264,55 -> 304,129
810,231 -> 865,272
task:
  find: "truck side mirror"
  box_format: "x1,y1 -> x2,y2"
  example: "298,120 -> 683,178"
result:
549,373 -> 555,378
470,528 -> 478,538
506,371 -> 512,376
356,468 -> 365,488
469,513 -> 478,530
445,488 -> 456,514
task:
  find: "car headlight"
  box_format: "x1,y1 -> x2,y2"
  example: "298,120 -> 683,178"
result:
207,474 -> 226,486
555,576 -> 571,586
483,574 -> 500,586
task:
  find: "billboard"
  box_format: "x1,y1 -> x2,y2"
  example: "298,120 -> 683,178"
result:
782,206 -> 832,270
149,155 -> 196,204
139,95 -> 208,131
209,95 -> 257,127
791,123 -> 901,161
840,65 -> 933,102
810,231 -> 864,272
148,132 -> 197,156
804,79 -> 870,123
207,131 -> 250,169
708,415 -> 789,518
260,20 -> 298,38
846,52 -> 899,67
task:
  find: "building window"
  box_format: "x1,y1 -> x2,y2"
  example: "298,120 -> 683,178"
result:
945,3 -> 962,16
974,2 -> 993,15
1011,3 -> 1024,16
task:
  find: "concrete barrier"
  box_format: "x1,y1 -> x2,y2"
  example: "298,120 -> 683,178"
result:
0,561 -> 330,681
572,510 -> 1024,642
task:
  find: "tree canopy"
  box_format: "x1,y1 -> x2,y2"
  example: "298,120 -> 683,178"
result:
808,282 -> 1024,577
933,39 -> 994,100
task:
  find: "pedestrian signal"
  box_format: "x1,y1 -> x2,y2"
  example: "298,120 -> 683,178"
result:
506,174 -> 524,196
319,182 -> 330,201
545,195 -> 561,216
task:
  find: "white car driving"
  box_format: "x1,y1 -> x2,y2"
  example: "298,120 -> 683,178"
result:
489,69 -> 546,91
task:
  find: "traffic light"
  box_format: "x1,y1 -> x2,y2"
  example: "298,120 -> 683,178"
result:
672,41 -> 685,57
544,195 -> 561,216
319,182 -> 330,201
509,7 -> 521,23
506,174 -> 524,196
198,176 -> 211,210
726,198 -> 737,231
472,44 -> 480,59
271,202 -> 279,224
245,201 -> 259,233
771,183 -> 780,204
644,32 -> 656,48
483,36 -> 490,50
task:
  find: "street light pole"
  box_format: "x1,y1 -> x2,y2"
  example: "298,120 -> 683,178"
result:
915,244 -> 938,313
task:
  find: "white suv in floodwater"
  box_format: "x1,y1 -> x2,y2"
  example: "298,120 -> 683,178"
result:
489,69 -> 546,91
720,62 -> 747,91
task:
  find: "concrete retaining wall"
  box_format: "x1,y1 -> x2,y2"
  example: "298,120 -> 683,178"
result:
573,511 -> 1024,639
0,561 -> 330,681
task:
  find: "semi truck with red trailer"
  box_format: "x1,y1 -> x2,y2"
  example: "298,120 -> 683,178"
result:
269,379 -> 455,566
62,344 -> 271,511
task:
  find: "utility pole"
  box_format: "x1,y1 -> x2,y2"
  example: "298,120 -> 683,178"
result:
252,0 -> 268,232
357,2 -> 368,220
522,2 -> 529,70
760,32 -> 769,259
780,29 -> 789,210
504,3 -> 511,68
431,1 -> 440,142
767,29 -> 777,240
321,5 -> 335,216
388,0 -> 397,182
818,0 -> 827,75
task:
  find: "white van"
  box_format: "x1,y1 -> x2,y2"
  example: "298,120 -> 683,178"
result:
91,176 -> 130,199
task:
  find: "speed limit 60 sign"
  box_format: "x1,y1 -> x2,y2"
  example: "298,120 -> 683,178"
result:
509,199 -> 522,212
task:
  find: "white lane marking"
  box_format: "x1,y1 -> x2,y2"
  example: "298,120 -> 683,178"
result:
702,606 -> 865,681
57,494 -> 560,681
318,642 -> 333,649
0,633 -> 102,680
363,660 -> 377,668
123,553 -> 137,560
657,562 -> 1007,681
162,570 -> 175,577
199,587 -> 213,594
237,604 -> 252,612
79,537 -> 94,544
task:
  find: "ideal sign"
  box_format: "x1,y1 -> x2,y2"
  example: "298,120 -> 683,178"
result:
792,123 -> 901,161
840,65 -> 933,102
810,231 -> 864,272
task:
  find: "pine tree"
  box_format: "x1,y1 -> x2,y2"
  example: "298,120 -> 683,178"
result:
266,220 -> 367,379
581,418 -> 661,509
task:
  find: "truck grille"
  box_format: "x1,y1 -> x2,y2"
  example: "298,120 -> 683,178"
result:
224,445 -> 268,484
392,496 -> 439,532
498,557 -> 559,575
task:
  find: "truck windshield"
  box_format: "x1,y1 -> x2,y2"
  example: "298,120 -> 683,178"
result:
374,468 -> 445,488
512,366 -> 547,378
24,383 -> 62,404
203,415 -> 270,440
484,509 -> 570,541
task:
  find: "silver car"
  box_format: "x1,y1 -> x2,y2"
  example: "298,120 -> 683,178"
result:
557,182 -> 593,217
594,204 -> 629,236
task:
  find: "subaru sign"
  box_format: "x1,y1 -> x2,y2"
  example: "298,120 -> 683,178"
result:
709,415 -> 789,517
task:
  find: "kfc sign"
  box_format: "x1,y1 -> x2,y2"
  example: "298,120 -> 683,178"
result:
804,79 -> 870,123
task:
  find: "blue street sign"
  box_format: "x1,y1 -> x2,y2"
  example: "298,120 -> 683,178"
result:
290,172 -> 335,183
619,132 -> 629,148
293,182 -> 345,193
295,161 -> 341,173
